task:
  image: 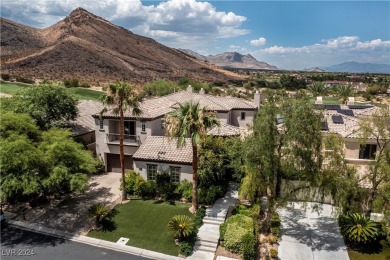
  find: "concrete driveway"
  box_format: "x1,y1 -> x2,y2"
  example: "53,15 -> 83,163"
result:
277,202 -> 349,260
32,173 -> 122,235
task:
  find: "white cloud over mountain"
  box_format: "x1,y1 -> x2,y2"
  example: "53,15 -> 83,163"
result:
250,37 -> 266,46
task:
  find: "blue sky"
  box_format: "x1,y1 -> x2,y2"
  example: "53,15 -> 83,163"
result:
1,0 -> 389,69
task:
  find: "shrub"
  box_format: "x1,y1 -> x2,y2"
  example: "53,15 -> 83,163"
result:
175,180 -> 192,201
223,214 -> 254,254
270,227 -> 280,238
270,212 -> 281,228
79,82 -> 90,88
167,215 -> 194,239
87,203 -> 110,226
267,235 -> 278,244
123,170 -> 140,195
63,78 -> 79,88
269,248 -> 278,259
156,172 -> 177,200
232,204 -> 249,215
15,76 -> 34,84
198,185 -> 227,205
339,213 -> 379,244
241,233 -> 256,260
179,241 -> 193,256
193,207 -> 206,229
1,74 -> 10,81
220,222 -> 228,241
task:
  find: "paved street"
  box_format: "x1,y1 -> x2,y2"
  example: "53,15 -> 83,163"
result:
1,226 -> 148,260
277,202 -> 349,260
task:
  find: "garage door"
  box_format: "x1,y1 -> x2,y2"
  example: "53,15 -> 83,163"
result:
106,154 -> 133,173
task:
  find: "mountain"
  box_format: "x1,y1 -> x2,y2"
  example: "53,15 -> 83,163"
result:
323,62 -> 390,74
178,49 -> 278,70
0,8 -> 243,83
303,67 -> 325,72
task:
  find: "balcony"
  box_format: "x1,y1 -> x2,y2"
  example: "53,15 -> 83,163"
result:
106,133 -> 139,146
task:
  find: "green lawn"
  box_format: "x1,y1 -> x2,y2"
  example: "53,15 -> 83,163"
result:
348,240 -> 390,260
72,88 -> 103,101
0,81 -> 31,95
88,200 -> 192,256
309,96 -> 341,104
0,81 -> 102,100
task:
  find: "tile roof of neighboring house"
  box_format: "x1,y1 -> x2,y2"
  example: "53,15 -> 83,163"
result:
207,123 -> 241,136
98,90 -> 256,119
71,100 -> 104,136
133,136 -> 193,164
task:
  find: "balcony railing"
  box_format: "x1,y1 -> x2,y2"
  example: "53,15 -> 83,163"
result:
106,133 -> 139,145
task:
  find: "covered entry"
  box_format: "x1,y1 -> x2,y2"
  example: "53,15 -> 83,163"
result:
106,153 -> 133,173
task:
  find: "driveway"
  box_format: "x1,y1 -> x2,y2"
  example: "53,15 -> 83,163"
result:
31,173 -> 121,235
277,202 -> 349,260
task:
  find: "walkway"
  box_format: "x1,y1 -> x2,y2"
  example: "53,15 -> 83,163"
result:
277,202 -> 349,260
188,183 -> 239,260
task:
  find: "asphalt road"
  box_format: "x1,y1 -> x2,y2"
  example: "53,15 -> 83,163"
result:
1,226 -> 149,260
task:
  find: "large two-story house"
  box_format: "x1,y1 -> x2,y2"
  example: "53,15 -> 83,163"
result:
93,86 -> 260,182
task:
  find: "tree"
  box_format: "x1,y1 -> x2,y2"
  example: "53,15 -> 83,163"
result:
279,74 -> 306,90
88,203 -> 110,229
339,213 -> 379,244
308,81 -> 327,97
358,108 -> 390,216
334,84 -> 355,104
165,102 -> 220,212
11,84 -> 78,129
100,82 -> 142,201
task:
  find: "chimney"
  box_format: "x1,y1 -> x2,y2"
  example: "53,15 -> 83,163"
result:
254,90 -> 261,109
199,88 -> 205,95
347,97 -> 355,105
186,85 -> 193,93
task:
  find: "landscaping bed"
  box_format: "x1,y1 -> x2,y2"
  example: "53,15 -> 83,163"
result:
88,199 -> 192,256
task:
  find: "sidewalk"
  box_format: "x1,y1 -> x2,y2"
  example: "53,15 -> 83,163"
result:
7,219 -> 181,260
188,183 -> 239,260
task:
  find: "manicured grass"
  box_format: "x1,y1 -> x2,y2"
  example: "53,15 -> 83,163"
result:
0,81 -> 31,95
88,199 -> 192,256
348,240 -> 390,260
73,88 -> 103,101
309,96 -> 341,104
0,81 -> 102,100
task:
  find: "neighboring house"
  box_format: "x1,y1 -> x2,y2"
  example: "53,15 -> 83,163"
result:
93,85 -> 260,177
315,104 -> 386,187
70,100 -> 104,153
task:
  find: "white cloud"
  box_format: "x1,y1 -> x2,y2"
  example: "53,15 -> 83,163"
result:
229,45 -> 247,52
0,0 -> 248,48
250,37 -> 266,46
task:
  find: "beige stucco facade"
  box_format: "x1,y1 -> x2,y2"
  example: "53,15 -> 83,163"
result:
133,160 -> 193,183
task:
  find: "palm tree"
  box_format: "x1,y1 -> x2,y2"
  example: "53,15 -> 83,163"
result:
100,82 -> 142,201
308,82 -> 327,97
165,102 -> 219,212
88,203 -> 110,229
335,84 -> 355,104
339,213 -> 379,244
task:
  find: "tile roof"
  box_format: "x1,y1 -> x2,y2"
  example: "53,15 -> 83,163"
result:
99,90 -> 256,119
133,136 -> 193,164
207,123 -> 241,136
71,100 -> 104,136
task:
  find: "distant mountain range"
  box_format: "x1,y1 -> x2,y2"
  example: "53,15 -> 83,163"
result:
178,49 -> 279,70
322,62 -> 390,74
0,8 -> 243,83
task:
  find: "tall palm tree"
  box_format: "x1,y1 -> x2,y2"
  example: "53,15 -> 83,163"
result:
100,82 -> 142,201
335,84 -> 355,104
165,102 -> 219,212
308,82 -> 327,97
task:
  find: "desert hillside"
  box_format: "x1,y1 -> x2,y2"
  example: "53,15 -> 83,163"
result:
0,8 -> 244,83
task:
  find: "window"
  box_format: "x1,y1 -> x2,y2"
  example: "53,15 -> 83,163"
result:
141,121 -> 146,133
147,165 -> 158,181
241,112 -> 246,121
99,120 -> 104,130
359,144 -> 377,159
170,167 -> 181,184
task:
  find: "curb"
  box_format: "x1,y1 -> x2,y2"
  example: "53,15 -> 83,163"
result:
8,220 -> 182,260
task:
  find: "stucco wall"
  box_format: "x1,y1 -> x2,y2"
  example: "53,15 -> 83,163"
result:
133,160 -> 193,183
230,110 -> 255,128
150,117 -> 165,137
216,112 -> 230,124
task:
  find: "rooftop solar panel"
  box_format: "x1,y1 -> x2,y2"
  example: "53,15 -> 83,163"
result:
332,115 -> 344,124
348,105 -> 374,109
324,104 -> 341,110
337,109 -> 354,116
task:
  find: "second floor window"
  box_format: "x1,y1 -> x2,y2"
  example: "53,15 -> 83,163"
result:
359,144 -> 377,159
141,121 -> 146,133
147,165 -> 158,181
99,120 -> 104,130
241,112 -> 246,121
